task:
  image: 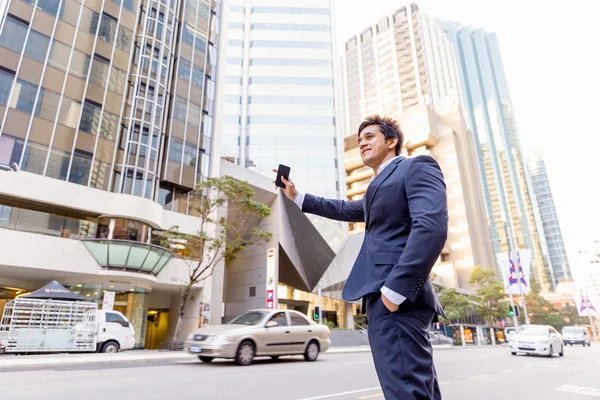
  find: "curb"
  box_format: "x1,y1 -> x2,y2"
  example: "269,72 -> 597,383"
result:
0,345 -> 459,369
0,352 -> 196,369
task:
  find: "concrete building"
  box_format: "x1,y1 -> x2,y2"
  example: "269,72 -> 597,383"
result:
218,0 -> 345,201
528,154 -> 572,287
338,3 -> 494,291
0,0 -> 227,348
341,3 -> 460,133
342,104 -> 496,291
443,22 -> 552,291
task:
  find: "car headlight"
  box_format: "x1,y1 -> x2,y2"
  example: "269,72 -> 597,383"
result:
211,334 -> 232,343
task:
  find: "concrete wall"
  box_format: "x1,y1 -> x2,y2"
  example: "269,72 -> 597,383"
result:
223,197 -> 279,321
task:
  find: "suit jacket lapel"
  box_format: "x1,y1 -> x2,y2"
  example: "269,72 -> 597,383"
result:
365,157 -> 404,226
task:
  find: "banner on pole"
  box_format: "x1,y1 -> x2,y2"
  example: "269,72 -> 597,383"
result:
497,249 -> 531,295
574,291 -> 598,317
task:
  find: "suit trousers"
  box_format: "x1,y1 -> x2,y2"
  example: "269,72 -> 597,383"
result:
366,293 -> 442,400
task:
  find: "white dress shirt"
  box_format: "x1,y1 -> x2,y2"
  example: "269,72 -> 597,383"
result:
293,156 -> 406,306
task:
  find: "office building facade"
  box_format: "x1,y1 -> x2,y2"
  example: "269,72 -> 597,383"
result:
0,0 -> 223,347
219,0 -> 344,200
443,23 -> 552,291
528,154 -> 572,286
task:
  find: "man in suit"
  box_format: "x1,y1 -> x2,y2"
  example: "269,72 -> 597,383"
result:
276,115 -> 448,399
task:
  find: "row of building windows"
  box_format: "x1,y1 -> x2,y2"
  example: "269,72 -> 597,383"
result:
224,95 -> 333,106
230,6 -> 329,15
0,134 -> 93,185
248,115 -> 335,125
248,58 -> 331,67
227,40 -> 330,49
228,22 -> 330,32
0,15 -> 132,76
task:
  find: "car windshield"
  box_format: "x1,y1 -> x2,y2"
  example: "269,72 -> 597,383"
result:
518,326 -> 549,335
228,311 -> 268,326
563,327 -> 584,334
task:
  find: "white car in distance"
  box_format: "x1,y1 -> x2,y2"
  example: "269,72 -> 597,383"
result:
509,324 -> 564,357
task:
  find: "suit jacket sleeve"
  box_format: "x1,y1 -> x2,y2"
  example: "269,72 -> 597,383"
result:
383,155 -> 448,303
302,194 -> 365,223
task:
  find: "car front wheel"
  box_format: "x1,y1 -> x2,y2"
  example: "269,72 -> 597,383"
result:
199,356 -> 213,363
559,346 -> 564,357
304,340 -> 320,362
235,341 -> 255,366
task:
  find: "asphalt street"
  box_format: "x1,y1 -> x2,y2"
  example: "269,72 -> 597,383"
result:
1,345 -> 600,399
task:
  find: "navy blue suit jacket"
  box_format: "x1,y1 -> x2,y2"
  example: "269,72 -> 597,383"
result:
303,155 -> 447,317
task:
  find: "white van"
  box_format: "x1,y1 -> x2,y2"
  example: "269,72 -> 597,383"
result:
562,326 -> 591,347
91,310 -> 136,353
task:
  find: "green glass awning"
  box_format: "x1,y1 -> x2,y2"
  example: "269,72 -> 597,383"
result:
81,239 -> 173,276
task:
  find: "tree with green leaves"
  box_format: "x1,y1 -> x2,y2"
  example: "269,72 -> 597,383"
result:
156,176 -> 273,350
437,287 -> 471,322
525,278 -> 560,326
469,266 -> 507,325
560,304 -> 589,326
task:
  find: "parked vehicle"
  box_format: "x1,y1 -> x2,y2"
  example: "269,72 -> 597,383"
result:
508,324 -> 564,357
562,326 -> 591,347
0,297 -> 135,354
185,309 -> 331,366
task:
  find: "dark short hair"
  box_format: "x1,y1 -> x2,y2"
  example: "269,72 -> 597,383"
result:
357,115 -> 403,156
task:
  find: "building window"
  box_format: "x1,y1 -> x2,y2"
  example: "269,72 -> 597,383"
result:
178,58 -> 191,81
69,150 -> 93,185
116,26 -> 132,51
173,97 -> 187,120
24,30 -> 51,63
22,141 -> 48,175
249,286 -> 256,297
70,50 -> 91,80
34,88 -> 60,121
0,70 -> 15,106
112,0 -> 134,12
0,135 -> 24,166
250,23 -> 330,32
251,7 -> 329,16
0,18 -> 28,55
10,79 -> 38,114
90,55 -> 110,87
100,111 -> 119,140
59,0 -> 82,26
46,147 -> 70,180
79,101 -> 102,135
37,0 -> 62,16
96,13 -> 117,44
58,97 -> 82,129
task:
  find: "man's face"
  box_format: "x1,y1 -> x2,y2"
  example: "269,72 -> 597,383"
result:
358,125 -> 397,169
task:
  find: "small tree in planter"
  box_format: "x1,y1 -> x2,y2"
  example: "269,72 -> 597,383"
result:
156,176 -> 272,350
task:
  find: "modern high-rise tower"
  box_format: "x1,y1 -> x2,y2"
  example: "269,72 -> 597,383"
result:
219,0 -> 344,200
443,23 -> 552,291
528,154 -> 572,287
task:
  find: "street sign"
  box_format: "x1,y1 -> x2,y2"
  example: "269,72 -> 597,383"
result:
266,248 -> 276,308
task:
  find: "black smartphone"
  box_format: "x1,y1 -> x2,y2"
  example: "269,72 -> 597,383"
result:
275,164 -> 291,188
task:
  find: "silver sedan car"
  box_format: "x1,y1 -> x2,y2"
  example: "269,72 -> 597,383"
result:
185,309 -> 331,366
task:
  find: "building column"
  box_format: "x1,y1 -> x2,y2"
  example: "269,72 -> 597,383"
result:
345,302 -> 354,330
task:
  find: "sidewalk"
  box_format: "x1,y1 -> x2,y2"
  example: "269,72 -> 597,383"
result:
0,344 -> 454,369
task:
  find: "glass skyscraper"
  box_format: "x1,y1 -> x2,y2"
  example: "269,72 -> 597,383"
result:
528,154 -> 572,287
443,23 -> 552,291
219,0 -> 344,200
0,0 -> 220,216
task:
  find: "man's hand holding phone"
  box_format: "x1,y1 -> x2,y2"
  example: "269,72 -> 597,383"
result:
272,166 -> 297,201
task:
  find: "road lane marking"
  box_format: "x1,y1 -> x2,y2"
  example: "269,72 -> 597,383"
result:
555,384 -> 600,397
468,375 -> 488,380
296,387 -> 382,400
499,370 -> 512,374
358,393 -> 383,399
439,381 -> 451,385
526,361 -> 547,366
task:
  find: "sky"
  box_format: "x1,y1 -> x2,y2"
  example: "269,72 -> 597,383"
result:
333,0 -> 600,285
